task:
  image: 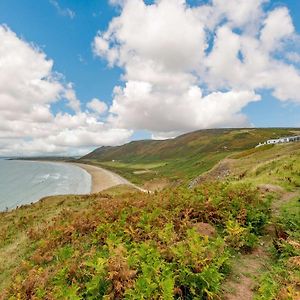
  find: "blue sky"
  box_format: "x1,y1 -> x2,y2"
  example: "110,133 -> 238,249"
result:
0,1 -> 119,107
243,0 -> 300,127
0,0 -> 299,155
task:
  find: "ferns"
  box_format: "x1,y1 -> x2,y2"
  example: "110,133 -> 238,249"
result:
2,182 -> 271,299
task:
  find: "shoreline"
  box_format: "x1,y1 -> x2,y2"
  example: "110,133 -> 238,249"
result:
14,159 -> 147,193
8,159 -> 127,193
1,159 -> 146,210
0,160 -> 145,213
0,160 -> 91,212
70,162 -> 147,193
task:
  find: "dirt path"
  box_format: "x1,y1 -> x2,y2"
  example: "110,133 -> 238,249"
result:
223,238 -> 271,300
271,190 -> 299,217
222,187 -> 299,300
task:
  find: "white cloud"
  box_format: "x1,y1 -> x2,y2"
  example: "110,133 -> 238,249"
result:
109,81 -> 260,136
0,25 -> 131,156
286,52 -> 300,63
49,0 -> 75,19
2,0 -> 300,155
206,16 -> 300,101
260,7 -> 294,52
64,83 -> 81,112
93,0 -> 300,137
94,0 -> 207,72
212,0 -> 267,30
87,98 -> 108,115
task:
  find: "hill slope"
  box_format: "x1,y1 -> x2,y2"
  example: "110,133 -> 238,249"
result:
80,128 -> 300,186
1,141 -> 299,299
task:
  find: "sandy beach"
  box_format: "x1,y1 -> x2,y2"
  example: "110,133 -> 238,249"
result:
71,162 -> 146,193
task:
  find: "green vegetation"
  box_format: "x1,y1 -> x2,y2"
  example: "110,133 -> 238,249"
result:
99,161 -> 166,170
230,144 -> 275,159
224,142 -> 300,300
1,182 -> 270,299
255,195 -> 300,300
0,194 -> 98,292
228,142 -> 300,190
1,129 -> 300,299
80,128 -> 300,186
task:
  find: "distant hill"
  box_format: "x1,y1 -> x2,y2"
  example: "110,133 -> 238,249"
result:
80,128 -> 300,185
82,128 -> 299,161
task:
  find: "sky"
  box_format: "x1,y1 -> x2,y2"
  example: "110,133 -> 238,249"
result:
0,0 -> 299,156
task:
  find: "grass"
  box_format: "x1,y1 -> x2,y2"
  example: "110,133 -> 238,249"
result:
81,152 -> 232,186
0,194 -> 98,291
254,194 -> 300,300
80,128 -> 300,186
99,161 -> 167,170
0,182 -> 271,299
79,159 -> 161,185
230,144 -> 275,159
1,131 -> 300,299
223,143 -> 300,300
228,142 -> 300,190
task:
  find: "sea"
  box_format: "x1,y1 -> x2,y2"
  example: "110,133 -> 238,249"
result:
0,159 -> 91,211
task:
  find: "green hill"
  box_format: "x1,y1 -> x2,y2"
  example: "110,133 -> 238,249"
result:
1,139 -> 299,299
80,128 -> 300,186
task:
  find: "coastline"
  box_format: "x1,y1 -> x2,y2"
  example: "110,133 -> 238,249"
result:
0,160 -> 91,212
70,162 -> 147,193
0,159 -> 145,211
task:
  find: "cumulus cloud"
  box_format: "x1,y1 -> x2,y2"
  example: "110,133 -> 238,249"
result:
87,98 -> 108,115
2,0 -> 300,155
0,25 -> 131,156
209,0 -> 267,31
206,7 -> 300,102
109,81 -> 260,133
260,7 -> 294,52
286,52 -> 300,63
93,0 -> 300,137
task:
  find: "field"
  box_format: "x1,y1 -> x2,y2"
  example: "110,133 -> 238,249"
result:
0,132 -> 300,299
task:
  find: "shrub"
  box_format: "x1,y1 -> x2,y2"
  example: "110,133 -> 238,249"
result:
3,181 -> 270,299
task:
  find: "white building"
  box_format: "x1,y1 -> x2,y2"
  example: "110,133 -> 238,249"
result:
267,139 -> 279,145
257,135 -> 300,147
288,136 -> 300,142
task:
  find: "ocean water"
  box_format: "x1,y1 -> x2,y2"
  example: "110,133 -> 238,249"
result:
0,159 -> 91,211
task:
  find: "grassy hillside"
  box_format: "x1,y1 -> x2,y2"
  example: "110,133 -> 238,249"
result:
80,128 -> 300,186
225,142 -> 300,189
190,141 -> 300,184
0,183 -> 271,299
194,142 -> 300,299
1,141 -> 299,299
